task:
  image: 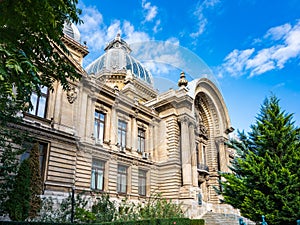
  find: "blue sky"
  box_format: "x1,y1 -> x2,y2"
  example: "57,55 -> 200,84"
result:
78,0 -> 300,132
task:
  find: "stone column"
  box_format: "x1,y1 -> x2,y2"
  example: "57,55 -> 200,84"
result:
85,95 -> 93,140
189,123 -> 198,187
216,137 -> 227,173
131,115 -> 137,151
110,103 -> 117,146
53,84 -> 63,124
104,108 -> 110,143
151,119 -> 158,161
198,142 -> 203,163
149,124 -> 154,158
179,116 -> 192,186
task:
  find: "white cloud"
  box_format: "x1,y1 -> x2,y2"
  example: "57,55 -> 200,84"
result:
78,5 -> 106,52
77,4 -> 152,66
122,21 -> 151,44
190,0 -> 220,38
220,48 -> 255,77
153,20 -> 162,33
142,0 -> 158,22
107,20 -> 121,40
219,20 -> 300,78
264,23 -> 292,41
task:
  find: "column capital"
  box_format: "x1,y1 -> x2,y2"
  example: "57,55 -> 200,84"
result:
215,136 -> 227,144
188,120 -> 197,129
178,115 -> 190,124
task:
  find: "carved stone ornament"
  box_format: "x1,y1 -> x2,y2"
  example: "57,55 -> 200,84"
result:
197,113 -> 208,138
67,86 -> 78,104
199,123 -> 208,137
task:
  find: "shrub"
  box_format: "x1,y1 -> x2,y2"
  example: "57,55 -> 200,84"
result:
190,219 -> 205,225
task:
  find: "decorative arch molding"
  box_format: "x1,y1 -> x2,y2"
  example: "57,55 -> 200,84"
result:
193,78 -> 232,136
192,78 -> 233,203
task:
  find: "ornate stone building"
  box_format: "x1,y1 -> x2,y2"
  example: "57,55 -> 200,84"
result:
22,23 -> 234,218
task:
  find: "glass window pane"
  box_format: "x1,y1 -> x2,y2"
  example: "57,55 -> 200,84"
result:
138,170 -> 147,195
94,121 -> 99,139
141,140 -> 145,153
100,113 -> 105,121
121,174 -> 126,192
95,111 -> 99,118
30,94 -> 37,115
29,87 -> 48,118
91,170 -> 95,189
117,165 -> 127,193
97,170 -> 103,190
99,123 -> 104,142
122,131 -> 126,147
91,159 -> 105,190
40,86 -> 48,94
118,130 -> 122,144
37,96 -> 46,117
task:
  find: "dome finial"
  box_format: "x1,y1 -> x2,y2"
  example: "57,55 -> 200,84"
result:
178,71 -> 188,88
115,33 -> 121,41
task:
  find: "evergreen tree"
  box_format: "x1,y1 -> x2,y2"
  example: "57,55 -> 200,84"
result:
6,159 -> 31,221
28,143 -> 42,219
0,118 -> 30,215
219,95 -> 300,225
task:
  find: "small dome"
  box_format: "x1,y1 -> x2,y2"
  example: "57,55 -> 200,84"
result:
85,34 -> 153,86
63,21 -> 81,43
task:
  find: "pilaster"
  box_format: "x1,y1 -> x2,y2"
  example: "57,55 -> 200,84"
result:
178,116 -> 192,186
189,122 -> 198,187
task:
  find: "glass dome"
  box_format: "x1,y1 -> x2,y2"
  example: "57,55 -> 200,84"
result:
85,34 -> 153,86
63,21 -> 81,43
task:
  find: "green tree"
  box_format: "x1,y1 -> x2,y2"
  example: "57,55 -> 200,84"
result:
137,193 -> 184,220
6,159 -> 31,221
0,0 -> 82,110
0,0 -> 82,215
28,143 -> 42,219
0,122 -> 31,215
92,193 -> 117,222
219,95 -> 300,225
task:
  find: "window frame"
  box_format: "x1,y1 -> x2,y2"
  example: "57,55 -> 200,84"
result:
138,169 -> 147,196
91,159 -> 105,191
94,111 -> 106,144
118,120 -> 127,148
137,128 -> 146,153
117,165 -> 128,194
20,142 -> 48,184
29,86 -> 48,118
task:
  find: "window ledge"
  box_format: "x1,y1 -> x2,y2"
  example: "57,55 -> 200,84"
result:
23,113 -> 52,126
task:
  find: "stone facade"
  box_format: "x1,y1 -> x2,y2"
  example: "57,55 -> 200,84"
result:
19,25 -> 234,218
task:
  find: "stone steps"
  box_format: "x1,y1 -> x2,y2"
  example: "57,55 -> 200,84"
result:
201,212 -> 256,225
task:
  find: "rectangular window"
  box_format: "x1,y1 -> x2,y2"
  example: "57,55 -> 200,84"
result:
138,169 -> 147,196
118,120 -> 127,148
20,142 -> 48,181
94,111 -> 105,143
29,86 -> 48,118
91,159 -> 105,191
137,128 -> 145,153
117,165 -> 127,193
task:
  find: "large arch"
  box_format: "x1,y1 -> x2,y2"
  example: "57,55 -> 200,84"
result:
190,78 -> 233,204
193,78 -> 231,136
